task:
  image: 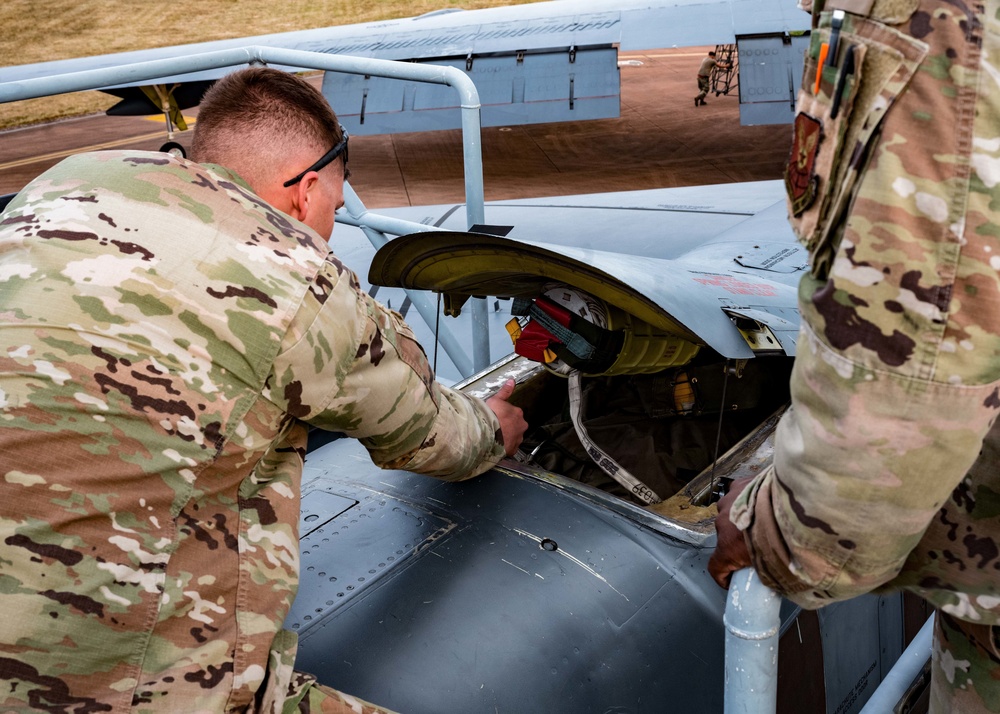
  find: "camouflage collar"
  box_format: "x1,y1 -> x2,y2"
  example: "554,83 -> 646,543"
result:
202,163 -> 255,193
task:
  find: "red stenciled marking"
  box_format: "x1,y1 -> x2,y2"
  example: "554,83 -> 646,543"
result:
693,275 -> 778,296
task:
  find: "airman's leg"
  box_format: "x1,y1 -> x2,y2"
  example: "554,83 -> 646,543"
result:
930,611 -> 1000,713
695,76 -> 710,105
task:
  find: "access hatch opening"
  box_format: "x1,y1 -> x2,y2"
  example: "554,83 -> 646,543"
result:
501,349 -> 792,509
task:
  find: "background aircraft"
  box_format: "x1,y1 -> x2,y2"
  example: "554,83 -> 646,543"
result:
1,0 -> 812,148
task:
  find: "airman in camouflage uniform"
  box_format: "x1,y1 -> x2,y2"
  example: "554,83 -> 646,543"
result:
708,0 -> 1000,708
0,68 -> 526,713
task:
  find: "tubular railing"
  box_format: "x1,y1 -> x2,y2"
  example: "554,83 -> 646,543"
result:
724,567 -> 934,713
725,569 -> 781,713
0,46 -> 491,375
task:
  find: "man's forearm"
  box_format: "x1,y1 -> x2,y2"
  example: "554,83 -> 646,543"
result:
731,325 -> 996,608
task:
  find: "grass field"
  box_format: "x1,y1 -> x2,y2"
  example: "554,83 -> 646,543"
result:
0,0 -> 535,129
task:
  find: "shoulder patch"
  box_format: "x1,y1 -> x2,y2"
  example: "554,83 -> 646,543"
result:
785,112 -> 823,217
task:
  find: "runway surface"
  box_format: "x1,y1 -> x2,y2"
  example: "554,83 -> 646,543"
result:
0,50 -> 793,207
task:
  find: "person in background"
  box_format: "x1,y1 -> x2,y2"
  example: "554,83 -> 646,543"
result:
0,66 -> 527,713
694,50 -> 728,106
709,0 -> 1000,709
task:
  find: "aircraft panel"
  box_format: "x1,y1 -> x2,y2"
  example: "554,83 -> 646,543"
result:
729,0 -> 811,34
368,231 -> 803,359
456,56 -> 531,106
483,94 -> 621,128
368,181 -> 795,262
520,49 -> 613,103
413,62 -> 488,109
322,47 -> 620,135
466,13 -> 623,56
737,33 -> 811,125
290,440 -> 728,714
287,430 -> 922,713
613,0 -> 808,50
817,598 -> 900,714
368,28 -> 476,59
292,482 -> 457,626
442,205 -> 760,259
324,73 -> 401,116
324,181 -> 801,380
325,14 -> 623,61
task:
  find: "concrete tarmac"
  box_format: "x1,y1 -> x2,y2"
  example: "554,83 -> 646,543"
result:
0,49 -> 793,206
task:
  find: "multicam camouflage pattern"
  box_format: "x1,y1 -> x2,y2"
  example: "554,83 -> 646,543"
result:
730,0 -> 1000,622
0,151 -> 503,711
930,612 -> 1000,713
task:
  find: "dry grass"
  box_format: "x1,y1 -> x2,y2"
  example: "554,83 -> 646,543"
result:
0,0 -> 536,128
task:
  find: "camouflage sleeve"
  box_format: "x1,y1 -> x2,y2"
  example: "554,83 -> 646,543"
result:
253,630 -> 398,713
730,0 -> 1000,607
267,252 -> 505,481
292,679 -> 399,714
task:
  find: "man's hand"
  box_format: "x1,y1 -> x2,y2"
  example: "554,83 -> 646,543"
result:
707,477 -> 754,589
485,379 -> 528,457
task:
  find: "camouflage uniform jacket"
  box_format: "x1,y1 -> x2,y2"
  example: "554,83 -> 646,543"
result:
0,151 -> 505,712
730,0 -> 1000,623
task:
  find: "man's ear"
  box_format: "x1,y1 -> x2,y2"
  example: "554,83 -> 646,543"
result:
287,172 -> 320,223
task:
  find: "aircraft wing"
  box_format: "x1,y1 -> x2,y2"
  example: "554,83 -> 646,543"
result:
1,0 -> 811,130
323,179 -> 803,383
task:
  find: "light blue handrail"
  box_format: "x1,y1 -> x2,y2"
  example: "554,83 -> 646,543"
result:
724,567 -> 934,713
0,46 -> 485,231
859,615 -> 934,714
724,568 -> 781,713
0,46 -> 492,375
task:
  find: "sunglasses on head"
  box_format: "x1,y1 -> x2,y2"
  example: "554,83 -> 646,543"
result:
282,128 -> 350,187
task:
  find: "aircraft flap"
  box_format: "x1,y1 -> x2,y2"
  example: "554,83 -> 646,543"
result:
322,46 -> 620,135
737,33 -> 811,126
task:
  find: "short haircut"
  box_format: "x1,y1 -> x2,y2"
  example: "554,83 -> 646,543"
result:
708,51 -> 716,57
191,66 -> 345,185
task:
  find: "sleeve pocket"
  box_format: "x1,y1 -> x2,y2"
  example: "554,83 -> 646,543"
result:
383,307 -> 439,409
785,12 -> 928,279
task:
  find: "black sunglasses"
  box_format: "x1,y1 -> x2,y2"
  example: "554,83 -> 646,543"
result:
282,128 -> 350,187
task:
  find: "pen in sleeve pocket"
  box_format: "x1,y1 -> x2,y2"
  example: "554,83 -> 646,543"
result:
830,44 -> 856,119
826,10 -> 845,66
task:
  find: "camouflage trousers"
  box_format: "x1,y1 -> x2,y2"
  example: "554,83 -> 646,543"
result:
696,75 -> 710,101
931,612 -> 1000,713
